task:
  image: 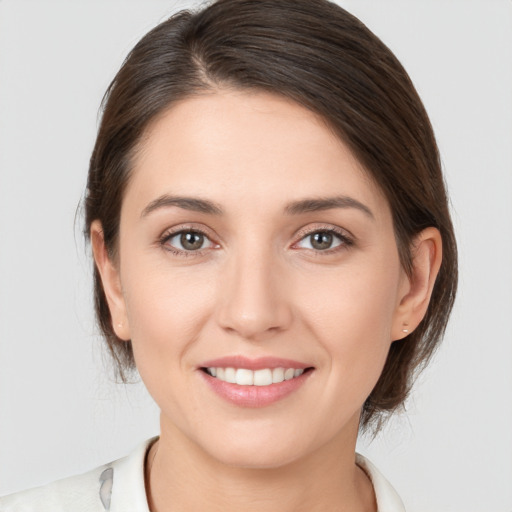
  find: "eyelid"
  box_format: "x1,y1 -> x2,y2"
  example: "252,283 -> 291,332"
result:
293,223 -> 353,240
291,224 -> 354,251
158,224 -> 220,255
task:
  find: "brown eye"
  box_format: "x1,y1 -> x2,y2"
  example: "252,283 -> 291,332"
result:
310,232 -> 334,250
164,230 -> 214,252
296,230 -> 348,251
180,232 -> 205,250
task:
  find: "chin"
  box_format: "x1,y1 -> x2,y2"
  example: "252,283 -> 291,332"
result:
194,422 -> 324,470
210,442 -> 305,470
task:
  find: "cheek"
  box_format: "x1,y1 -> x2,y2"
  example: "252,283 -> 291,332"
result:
297,253 -> 402,379
121,259 -> 217,369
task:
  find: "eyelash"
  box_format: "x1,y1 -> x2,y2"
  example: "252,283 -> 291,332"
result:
292,226 -> 354,254
158,227 -> 215,257
158,225 -> 354,257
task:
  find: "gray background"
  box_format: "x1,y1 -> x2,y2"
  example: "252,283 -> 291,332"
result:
0,1 -> 511,511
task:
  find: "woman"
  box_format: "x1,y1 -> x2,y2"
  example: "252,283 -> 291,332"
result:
0,0 -> 457,510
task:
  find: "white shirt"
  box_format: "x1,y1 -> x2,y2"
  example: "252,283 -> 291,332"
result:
0,438 -> 405,511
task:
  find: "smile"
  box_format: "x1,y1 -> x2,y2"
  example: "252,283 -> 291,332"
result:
199,356 -> 313,407
200,361 -> 313,407
205,367 -> 305,386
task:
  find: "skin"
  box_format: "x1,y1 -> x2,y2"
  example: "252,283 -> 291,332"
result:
92,90 -> 442,512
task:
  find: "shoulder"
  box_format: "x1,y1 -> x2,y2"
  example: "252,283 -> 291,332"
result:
0,438 -> 155,512
0,464 -> 109,512
356,453 -> 406,512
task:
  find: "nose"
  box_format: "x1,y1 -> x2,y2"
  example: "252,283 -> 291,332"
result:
216,247 -> 293,341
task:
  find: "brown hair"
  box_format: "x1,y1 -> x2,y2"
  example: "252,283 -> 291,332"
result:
85,0 -> 457,430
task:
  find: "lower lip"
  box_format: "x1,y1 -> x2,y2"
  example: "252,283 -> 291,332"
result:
199,370 -> 312,408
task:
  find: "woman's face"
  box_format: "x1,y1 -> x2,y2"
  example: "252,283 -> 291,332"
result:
106,90 -> 410,468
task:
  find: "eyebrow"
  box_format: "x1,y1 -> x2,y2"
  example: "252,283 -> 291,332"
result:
285,196 -> 374,219
140,194 -> 374,219
140,195 -> 224,218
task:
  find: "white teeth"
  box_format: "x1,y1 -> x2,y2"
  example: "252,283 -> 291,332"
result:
272,367 -> 284,383
206,366 -> 307,386
254,369 -> 272,386
236,368 -> 253,386
224,367 -> 236,383
284,368 -> 295,380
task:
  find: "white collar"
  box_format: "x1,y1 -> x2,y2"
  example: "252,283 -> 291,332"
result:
109,438 -> 405,512
356,453 -> 406,512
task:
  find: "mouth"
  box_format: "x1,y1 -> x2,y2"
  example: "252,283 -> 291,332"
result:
201,366 -> 312,386
198,357 -> 314,407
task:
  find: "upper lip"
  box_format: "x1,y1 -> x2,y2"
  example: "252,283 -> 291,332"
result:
200,356 -> 311,371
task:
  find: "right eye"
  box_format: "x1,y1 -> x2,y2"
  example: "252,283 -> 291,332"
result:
161,230 -> 215,253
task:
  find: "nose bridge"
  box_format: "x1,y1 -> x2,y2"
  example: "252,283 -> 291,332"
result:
216,240 -> 292,340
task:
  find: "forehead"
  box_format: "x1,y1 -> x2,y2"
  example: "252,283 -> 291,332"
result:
126,89 -> 389,219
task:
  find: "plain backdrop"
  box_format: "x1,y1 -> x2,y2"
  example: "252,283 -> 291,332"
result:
0,1 -> 511,511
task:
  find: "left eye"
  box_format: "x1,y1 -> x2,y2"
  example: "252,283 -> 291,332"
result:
296,230 -> 345,251
164,231 -> 214,252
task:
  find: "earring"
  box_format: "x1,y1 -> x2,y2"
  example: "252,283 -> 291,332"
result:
402,324 -> 409,334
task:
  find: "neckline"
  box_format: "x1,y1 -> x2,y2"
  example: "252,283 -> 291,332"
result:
111,438 -> 404,512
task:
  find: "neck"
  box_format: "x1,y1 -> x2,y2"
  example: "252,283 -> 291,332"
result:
145,414 -> 376,512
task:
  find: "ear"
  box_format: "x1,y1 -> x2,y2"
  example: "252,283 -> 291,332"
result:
392,227 -> 443,340
90,220 -> 131,341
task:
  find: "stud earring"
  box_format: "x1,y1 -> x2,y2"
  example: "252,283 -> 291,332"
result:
402,324 -> 409,334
